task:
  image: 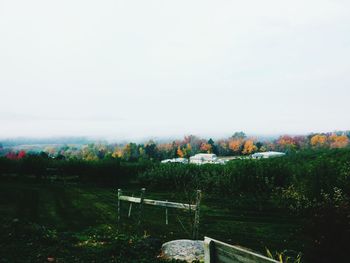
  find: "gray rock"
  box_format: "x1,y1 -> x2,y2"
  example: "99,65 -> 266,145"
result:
161,239 -> 204,262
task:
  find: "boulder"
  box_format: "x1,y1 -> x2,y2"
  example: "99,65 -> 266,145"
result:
161,239 -> 204,262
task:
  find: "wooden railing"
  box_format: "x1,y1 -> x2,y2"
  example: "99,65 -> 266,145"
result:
204,237 -> 279,263
117,188 -> 202,239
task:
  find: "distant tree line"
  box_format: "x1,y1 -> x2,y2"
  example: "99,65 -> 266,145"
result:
1,131 -> 349,162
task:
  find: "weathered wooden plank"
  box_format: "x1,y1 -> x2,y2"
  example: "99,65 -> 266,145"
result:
119,195 -> 141,203
143,198 -> 196,210
119,195 -> 196,210
205,237 -> 278,263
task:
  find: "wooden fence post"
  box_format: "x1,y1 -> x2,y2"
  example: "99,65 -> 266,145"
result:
193,190 -> 202,240
138,188 -> 146,225
128,194 -> 134,218
165,200 -> 169,225
117,189 -> 122,224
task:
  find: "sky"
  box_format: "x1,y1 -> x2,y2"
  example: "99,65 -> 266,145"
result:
0,0 -> 349,140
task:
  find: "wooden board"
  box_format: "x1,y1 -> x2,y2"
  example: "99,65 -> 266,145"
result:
119,195 -> 141,203
143,198 -> 196,210
204,237 -> 279,263
119,195 -> 196,210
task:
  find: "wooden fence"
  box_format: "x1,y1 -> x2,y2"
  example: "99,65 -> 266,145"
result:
117,188 -> 202,239
204,237 -> 279,263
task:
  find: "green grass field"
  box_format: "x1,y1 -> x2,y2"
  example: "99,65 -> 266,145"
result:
0,180 -> 307,262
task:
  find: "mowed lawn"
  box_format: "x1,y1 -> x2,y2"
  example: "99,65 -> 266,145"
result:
0,182 -> 117,231
0,181 -> 307,262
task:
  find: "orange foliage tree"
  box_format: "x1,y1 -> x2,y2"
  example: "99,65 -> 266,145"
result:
242,139 -> 257,155
329,134 -> 349,148
277,135 -> 297,150
200,143 -> 213,153
228,139 -> 243,153
177,146 -> 184,157
310,134 -> 328,147
112,147 -> 123,158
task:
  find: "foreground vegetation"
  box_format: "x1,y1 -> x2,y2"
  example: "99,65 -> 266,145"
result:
0,148 -> 349,262
0,218 -> 164,263
141,149 -> 350,261
0,182 -> 305,263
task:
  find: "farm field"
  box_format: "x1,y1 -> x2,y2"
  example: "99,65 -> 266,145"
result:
0,180 -> 307,262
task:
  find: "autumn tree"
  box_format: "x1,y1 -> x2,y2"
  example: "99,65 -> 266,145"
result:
112,147 -> 123,158
6,152 -> 16,160
242,139 -> 257,155
17,150 -> 26,159
122,143 -> 139,161
228,138 -> 243,154
310,134 -> 328,148
277,135 -> 297,151
200,142 -> 213,153
183,135 -> 203,153
182,143 -> 192,158
329,134 -> 349,148
6,151 -> 26,160
177,146 -> 184,158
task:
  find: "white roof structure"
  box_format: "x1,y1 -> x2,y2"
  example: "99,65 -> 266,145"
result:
162,153 -> 249,165
190,153 -> 217,160
251,151 -> 286,159
161,158 -> 189,164
190,153 -> 219,164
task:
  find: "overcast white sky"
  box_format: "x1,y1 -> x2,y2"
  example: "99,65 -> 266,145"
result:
0,0 -> 349,139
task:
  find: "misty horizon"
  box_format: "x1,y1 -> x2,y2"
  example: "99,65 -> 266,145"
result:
1,129 -> 349,147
